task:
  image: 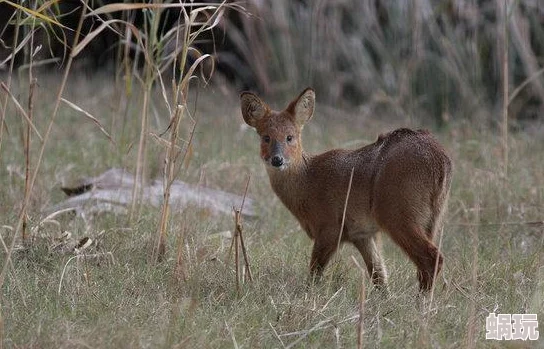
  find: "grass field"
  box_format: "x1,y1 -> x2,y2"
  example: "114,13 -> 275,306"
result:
0,73 -> 542,348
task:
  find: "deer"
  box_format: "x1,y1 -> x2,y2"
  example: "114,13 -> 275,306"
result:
240,88 -> 452,292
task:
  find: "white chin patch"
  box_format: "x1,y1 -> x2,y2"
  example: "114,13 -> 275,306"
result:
265,161 -> 288,171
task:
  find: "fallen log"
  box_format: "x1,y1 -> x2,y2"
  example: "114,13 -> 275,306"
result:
45,168 -> 258,218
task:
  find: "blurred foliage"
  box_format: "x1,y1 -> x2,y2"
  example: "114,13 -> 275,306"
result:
1,0 -> 543,126
230,0 -> 544,127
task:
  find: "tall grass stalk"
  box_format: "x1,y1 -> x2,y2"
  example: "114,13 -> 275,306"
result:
351,256 -> 366,349
234,209 -> 240,293
130,85 -> 150,220
327,167 -> 354,291
152,2 -> 227,261
154,105 -> 184,262
465,199 -> 480,349
427,221 -> 445,314
0,8 -> 21,155
230,175 -> 252,293
77,1 -> 233,227
501,0 -> 509,178
22,78 -> 36,243
336,167 -> 355,253
129,4 -> 162,221
0,0 -> 89,290
0,305 -> 3,349
238,175 -> 253,282
80,2 -> 231,258
174,219 -> 187,282
21,3 -> 39,243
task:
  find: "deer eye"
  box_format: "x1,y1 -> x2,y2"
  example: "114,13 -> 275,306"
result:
262,135 -> 271,143
286,135 -> 293,143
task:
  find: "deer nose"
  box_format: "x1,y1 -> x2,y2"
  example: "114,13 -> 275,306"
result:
271,155 -> 284,167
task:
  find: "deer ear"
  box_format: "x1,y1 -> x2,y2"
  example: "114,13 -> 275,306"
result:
240,92 -> 269,128
291,88 -> 315,126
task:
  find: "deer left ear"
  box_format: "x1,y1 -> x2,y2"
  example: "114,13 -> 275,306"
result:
290,87 -> 315,127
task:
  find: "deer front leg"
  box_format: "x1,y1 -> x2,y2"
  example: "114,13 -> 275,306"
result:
309,238 -> 338,282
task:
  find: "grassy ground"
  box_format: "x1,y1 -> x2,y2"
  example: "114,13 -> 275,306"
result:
1,74 -> 543,348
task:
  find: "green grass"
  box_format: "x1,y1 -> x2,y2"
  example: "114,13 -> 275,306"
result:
1,74 -> 543,348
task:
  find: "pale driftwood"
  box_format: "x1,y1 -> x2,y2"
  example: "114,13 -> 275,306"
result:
45,168 -> 257,218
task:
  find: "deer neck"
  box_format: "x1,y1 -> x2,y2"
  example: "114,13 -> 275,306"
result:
266,152 -> 311,205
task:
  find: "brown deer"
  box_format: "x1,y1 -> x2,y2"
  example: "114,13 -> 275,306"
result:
240,88 -> 452,292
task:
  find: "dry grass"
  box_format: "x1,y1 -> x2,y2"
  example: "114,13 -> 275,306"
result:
1,1 -> 543,348
0,74 -> 543,348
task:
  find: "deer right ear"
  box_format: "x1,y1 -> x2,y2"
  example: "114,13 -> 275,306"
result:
291,87 -> 315,127
240,92 -> 269,128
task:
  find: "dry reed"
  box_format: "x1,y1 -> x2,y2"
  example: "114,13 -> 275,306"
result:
0,0 -> 90,291
154,105 -> 184,262
231,175 -> 253,293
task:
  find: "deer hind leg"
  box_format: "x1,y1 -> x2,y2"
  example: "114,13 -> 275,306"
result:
378,218 -> 443,292
423,193 -> 449,288
426,184 -> 451,242
351,234 -> 388,290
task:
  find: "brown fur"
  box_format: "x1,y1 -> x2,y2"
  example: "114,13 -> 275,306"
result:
240,88 -> 453,292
